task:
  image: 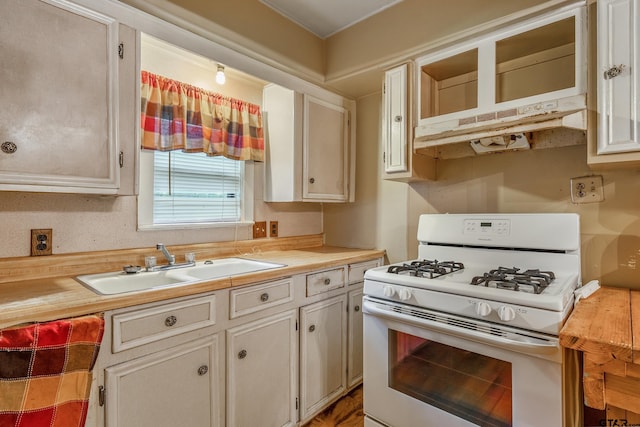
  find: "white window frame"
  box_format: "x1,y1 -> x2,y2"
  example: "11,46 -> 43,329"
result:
137,149 -> 254,231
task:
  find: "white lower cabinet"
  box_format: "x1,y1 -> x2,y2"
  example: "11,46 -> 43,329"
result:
104,336 -> 220,427
226,309 -> 298,427
299,294 -> 348,422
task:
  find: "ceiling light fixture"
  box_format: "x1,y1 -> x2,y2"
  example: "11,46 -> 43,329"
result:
216,64 -> 226,85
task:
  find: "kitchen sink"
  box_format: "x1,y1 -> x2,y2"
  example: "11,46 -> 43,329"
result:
181,257 -> 286,280
76,257 -> 286,295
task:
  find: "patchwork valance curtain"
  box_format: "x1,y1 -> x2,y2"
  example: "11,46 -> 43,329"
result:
140,70 -> 264,161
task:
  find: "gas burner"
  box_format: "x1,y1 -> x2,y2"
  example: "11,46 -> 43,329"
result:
470,267 -> 556,294
387,260 -> 464,279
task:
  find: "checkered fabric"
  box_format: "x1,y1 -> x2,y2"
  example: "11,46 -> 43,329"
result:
0,315 -> 105,427
140,70 -> 265,161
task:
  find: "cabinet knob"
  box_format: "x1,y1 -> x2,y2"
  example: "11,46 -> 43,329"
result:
260,293 -> 269,302
604,64 -> 625,80
309,177 -> 315,184
394,115 -> 403,123
238,349 -> 247,359
354,305 -> 360,312
309,324 -> 316,332
1,141 -> 17,154
197,365 -> 208,376
324,278 -> 331,285
164,315 -> 177,327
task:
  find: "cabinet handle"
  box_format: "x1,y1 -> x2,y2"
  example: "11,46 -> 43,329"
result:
1,141 -> 17,154
260,293 -> 269,302
238,349 -> 247,359
197,365 -> 208,376
309,325 -> 316,332
324,278 -> 331,285
354,305 -> 360,312
604,64 -> 625,80
309,177 -> 315,184
164,315 -> 177,327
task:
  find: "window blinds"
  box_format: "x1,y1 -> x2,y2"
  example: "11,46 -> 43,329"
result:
153,150 -> 242,224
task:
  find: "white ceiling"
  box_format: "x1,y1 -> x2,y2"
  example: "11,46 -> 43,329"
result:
259,0 -> 403,39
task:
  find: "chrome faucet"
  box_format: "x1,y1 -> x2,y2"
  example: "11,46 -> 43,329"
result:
156,243 -> 175,265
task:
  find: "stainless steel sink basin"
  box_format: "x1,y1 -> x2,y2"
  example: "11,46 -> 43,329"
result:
76,257 -> 286,295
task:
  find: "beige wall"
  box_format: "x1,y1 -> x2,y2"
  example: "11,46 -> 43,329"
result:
324,91 -> 640,290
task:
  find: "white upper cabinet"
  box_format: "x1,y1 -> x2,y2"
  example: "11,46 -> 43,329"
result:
414,4 -> 587,149
0,0 -> 122,194
382,63 -> 435,181
597,0 -> 640,155
263,84 -> 355,203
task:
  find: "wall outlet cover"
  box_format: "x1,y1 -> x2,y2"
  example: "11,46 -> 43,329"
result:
570,175 -> 604,204
31,229 -> 53,256
253,221 -> 267,238
270,221 -> 279,237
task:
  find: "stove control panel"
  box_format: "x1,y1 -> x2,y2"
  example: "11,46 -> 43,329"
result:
463,219 -> 510,236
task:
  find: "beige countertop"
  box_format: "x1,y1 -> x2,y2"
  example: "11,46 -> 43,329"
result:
0,236 -> 384,330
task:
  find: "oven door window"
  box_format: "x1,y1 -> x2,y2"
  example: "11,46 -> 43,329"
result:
389,330 -> 512,427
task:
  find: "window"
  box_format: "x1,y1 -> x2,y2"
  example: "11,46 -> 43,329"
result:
153,151 -> 243,224
138,149 -> 254,229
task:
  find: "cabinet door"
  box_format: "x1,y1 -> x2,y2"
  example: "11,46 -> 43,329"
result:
303,95 -> 349,202
0,0 -> 119,194
226,309 -> 298,427
383,64 -> 409,174
347,287 -> 364,388
597,0 -> 640,154
300,295 -> 347,422
104,336 -> 220,427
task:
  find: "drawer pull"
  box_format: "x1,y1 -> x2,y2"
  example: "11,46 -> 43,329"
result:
324,278 -> 331,285
354,305 -> 360,312
260,293 -> 269,302
238,349 -> 247,359
164,315 -> 177,327
309,324 -> 316,332
197,365 -> 208,376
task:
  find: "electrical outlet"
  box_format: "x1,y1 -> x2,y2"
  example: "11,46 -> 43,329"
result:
270,221 -> 279,237
253,221 -> 267,238
570,175 -> 604,204
31,229 -> 53,256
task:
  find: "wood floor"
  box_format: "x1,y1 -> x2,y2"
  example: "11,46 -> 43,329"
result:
303,385 -> 364,427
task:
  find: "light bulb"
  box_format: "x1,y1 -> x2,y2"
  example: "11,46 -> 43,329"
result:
216,65 -> 225,85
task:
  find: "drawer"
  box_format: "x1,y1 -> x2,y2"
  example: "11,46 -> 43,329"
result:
229,278 -> 294,319
306,267 -> 345,297
348,260 -> 380,284
112,294 -> 216,353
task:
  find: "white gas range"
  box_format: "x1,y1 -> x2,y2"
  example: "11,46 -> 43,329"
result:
363,213 -> 582,427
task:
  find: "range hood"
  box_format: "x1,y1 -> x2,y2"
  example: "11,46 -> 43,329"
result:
413,94 -> 587,158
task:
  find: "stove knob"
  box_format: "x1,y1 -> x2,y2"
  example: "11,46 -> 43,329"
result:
383,285 -> 396,298
498,306 -> 516,322
475,301 -> 492,317
397,288 -> 412,301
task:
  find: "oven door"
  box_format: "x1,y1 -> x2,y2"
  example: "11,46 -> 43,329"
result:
363,296 -> 575,427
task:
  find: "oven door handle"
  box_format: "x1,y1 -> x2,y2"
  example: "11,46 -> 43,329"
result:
363,298 -> 559,356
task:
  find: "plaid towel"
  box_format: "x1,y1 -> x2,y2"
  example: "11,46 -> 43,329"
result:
0,315 -> 105,427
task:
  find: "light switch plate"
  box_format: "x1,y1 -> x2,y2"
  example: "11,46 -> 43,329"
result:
570,175 -> 604,204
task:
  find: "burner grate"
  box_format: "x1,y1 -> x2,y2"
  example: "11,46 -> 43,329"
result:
470,267 -> 555,294
388,260 -> 464,279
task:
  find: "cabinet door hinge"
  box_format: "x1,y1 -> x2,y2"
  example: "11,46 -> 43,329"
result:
118,42 -> 124,60
295,320 -> 298,331
98,385 -> 105,407
119,151 -> 124,168
296,398 -> 298,410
